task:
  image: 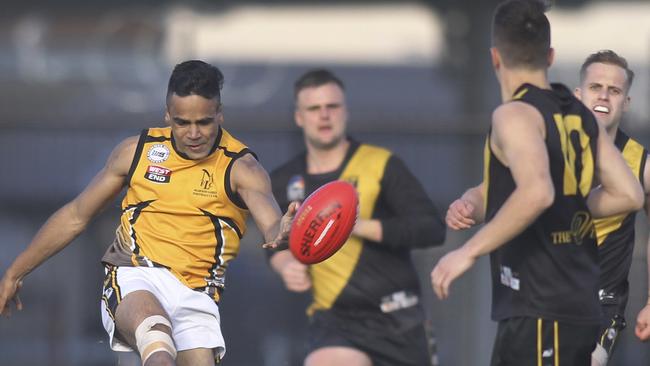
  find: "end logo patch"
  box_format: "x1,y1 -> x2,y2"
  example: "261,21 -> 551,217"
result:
145,165 -> 172,183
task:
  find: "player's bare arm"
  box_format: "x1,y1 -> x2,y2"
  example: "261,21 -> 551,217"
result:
635,155 -> 650,341
0,136 -> 137,316
447,182 -> 485,230
230,154 -> 298,249
432,102 -> 554,299
352,219 -> 382,242
587,123 -> 644,217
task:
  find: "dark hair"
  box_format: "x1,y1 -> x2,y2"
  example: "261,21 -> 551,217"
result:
294,69 -> 345,100
167,60 -> 224,102
492,0 -> 551,69
579,50 -> 635,91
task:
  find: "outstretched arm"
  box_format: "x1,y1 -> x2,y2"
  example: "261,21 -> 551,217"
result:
231,154 -> 298,249
431,102 -> 554,299
636,156 -> 650,341
0,136 -> 136,315
356,156 -> 445,248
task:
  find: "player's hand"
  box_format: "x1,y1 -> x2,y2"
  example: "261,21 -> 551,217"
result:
431,246 -> 476,299
635,303 -> 650,341
446,199 -> 476,230
270,250 -> 311,292
263,201 -> 300,250
0,274 -> 24,317
278,258 -> 311,292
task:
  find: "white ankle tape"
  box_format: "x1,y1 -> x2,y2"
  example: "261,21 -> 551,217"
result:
135,315 -> 177,363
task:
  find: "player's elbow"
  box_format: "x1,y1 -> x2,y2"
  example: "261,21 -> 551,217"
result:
65,200 -> 92,234
625,181 -> 645,212
529,181 -> 555,212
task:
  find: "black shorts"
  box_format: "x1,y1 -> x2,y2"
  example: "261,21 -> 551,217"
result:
597,305 -> 627,357
308,310 -> 435,366
490,317 -> 599,366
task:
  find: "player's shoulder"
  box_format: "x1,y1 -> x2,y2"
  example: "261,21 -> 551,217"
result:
493,101 -> 543,127
230,154 -> 271,193
496,98 -> 539,113
618,129 -> 647,149
114,134 -> 140,159
106,134 -> 141,174
219,127 -> 251,154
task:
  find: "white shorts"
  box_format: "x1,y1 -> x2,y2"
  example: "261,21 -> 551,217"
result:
100,266 -> 225,358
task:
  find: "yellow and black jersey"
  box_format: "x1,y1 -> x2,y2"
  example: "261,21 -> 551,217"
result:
485,83 -> 601,324
593,130 -> 647,307
102,126 -> 254,302
270,140 -> 445,327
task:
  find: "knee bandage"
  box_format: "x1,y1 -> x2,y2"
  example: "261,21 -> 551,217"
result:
135,315 -> 177,364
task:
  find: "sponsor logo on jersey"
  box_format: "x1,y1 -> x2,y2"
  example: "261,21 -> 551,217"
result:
201,169 -> 214,190
380,290 -> 419,313
145,165 -> 172,183
598,289 -> 616,303
193,169 -> 217,198
551,211 -> 595,245
147,144 -> 170,163
287,175 -> 305,201
500,265 -> 520,291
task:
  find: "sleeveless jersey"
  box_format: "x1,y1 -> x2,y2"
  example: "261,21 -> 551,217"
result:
593,130 -> 647,302
271,141 -> 431,328
485,83 -> 601,324
102,126 -> 253,302
307,144 -> 391,314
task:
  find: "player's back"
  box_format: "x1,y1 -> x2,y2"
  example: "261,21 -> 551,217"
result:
485,83 -> 601,325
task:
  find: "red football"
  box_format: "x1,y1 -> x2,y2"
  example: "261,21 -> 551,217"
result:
289,180 -> 358,264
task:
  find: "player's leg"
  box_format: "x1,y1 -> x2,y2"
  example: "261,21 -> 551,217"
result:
176,348 -> 222,366
304,311 -> 372,366
115,290 -> 177,365
491,317 -> 599,366
556,320 -> 600,366
591,313 -> 626,366
344,321 -> 434,366
490,317 -> 541,366
117,352 -> 141,366
101,266 -> 178,365
305,347 -> 372,366
168,282 -> 225,364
